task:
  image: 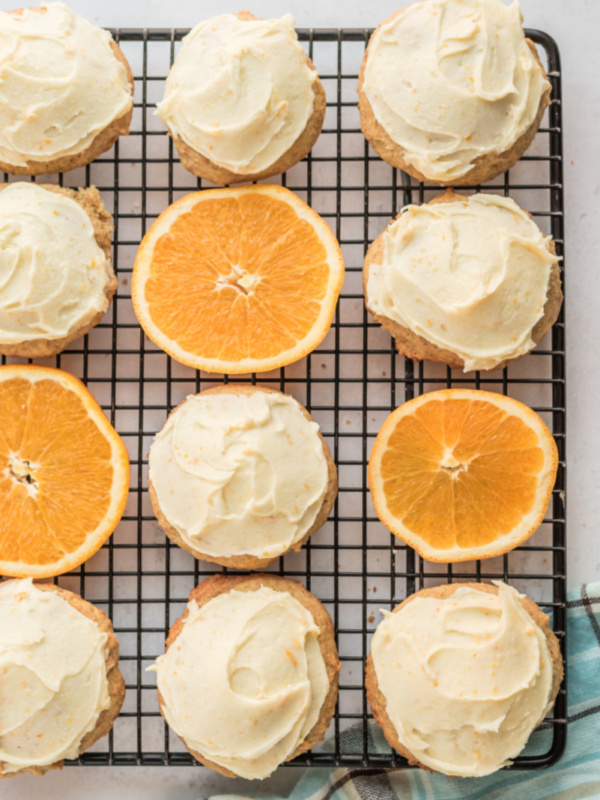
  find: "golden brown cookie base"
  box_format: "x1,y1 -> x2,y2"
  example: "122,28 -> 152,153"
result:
0,184 -> 117,358
363,188 -> 563,372
358,17 -> 551,187
365,582 -> 564,774
150,384 -> 337,569
0,21 -> 133,176
157,573 -> 340,778
0,581 -> 125,778
167,11 -> 326,185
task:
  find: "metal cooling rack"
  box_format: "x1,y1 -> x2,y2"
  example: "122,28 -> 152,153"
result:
1,28 -> 565,770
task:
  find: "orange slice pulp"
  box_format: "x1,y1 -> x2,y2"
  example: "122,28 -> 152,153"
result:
368,389 -> 558,562
132,185 -> 344,374
0,365 -> 129,577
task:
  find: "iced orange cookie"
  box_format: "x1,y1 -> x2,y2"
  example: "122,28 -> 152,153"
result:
358,0 -> 551,185
0,3 -> 133,175
157,12 -> 325,184
0,578 -> 125,777
368,389 -> 558,562
132,185 -> 344,374
366,581 -> 563,776
0,182 -> 117,359
0,365 -> 129,577
363,190 -> 562,372
150,574 -> 340,779
149,385 -> 337,569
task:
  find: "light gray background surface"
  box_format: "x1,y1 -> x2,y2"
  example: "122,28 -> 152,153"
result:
2,0 -> 596,797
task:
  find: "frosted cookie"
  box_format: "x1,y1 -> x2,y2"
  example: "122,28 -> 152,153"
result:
156,12 -> 326,184
149,385 -> 337,569
358,0 -> 551,185
366,581 -> 563,777
150,573 -> 340,779
0,578 -> 125,778
0,3 -> 133,175
363,189 -> 562,372
0,182 -> 117,358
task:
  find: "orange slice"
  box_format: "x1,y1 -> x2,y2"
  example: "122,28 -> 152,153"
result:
132,185 -> 344,374
0,365 -> 129,578
368,389 -> 558,562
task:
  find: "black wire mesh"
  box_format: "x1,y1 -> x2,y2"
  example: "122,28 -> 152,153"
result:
1,27 -> 565,770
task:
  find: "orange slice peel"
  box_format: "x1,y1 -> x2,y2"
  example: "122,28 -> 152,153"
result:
0,365 -> 129,578
368,389 -> 559,563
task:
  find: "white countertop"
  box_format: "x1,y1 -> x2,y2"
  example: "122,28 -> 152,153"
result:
3,0 -> 597,797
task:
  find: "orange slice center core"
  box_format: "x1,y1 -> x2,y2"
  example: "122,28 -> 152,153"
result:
216,266 -> 260,296
439,451 -> 467,475
6,453 -> 39,493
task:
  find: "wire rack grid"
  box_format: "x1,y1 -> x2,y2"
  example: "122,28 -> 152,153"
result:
0,27 -> 565,770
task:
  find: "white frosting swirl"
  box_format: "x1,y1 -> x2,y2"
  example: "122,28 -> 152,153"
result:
366,193 -> 559,371
371,582 -> 554,777
0,2 -> 132,167
149,390 -> 329,560
0,182 -> 113,343
0,579 -> 110,775
362,0 -> 550,182
150,585 -> 329,779
157,13 -> 317,176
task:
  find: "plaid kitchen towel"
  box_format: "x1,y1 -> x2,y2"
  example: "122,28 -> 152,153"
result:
212,583 -> 600,800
